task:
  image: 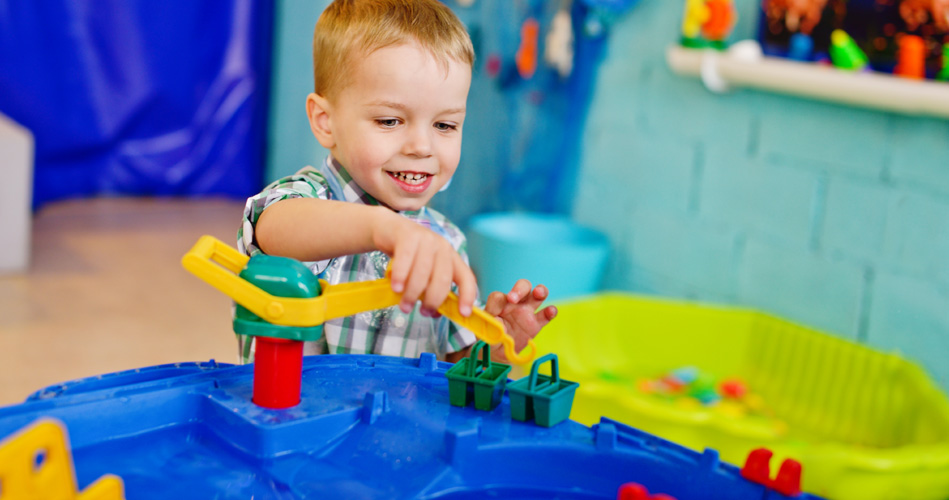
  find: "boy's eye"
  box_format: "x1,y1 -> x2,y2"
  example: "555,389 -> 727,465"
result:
376,118 -> 400,128
434,122 -> 458,132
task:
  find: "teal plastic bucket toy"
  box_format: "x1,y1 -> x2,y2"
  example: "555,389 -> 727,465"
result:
508,353 -> 580,427
445,341 -> 512,411
466,213 -> 610,302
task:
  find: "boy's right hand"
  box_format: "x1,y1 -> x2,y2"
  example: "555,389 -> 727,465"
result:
371,210 -> 477,318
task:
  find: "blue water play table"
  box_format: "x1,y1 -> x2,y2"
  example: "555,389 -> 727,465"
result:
0,354 -> 823,499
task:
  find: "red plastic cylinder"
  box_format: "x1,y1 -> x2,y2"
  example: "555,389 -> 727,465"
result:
253,336 -> 303,409
895,34 -> 926,79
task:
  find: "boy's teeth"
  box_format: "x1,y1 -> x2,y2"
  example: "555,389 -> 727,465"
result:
392,172 -> 428,184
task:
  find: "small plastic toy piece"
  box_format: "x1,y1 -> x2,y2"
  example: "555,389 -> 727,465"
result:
680,0 -> 736,49
617,482 -> 678,500
788,33 -> 814,61
829,29 -> 868,71
182,235 -> 536,408
0,418 -> 125,500
486,53 -> 502,78
894,34 -> 926,79
719,378 -> 748,398
544,8 -> 575,78
939,43 -> 949,81
701,0 -> 737,46
507,353 -> 580,427
445,341 -> 512,411
740,448 -> 803,497
516,18 -> 540,79
681,0 -> 711,47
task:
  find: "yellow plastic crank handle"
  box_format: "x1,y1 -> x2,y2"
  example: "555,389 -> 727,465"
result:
182,235 -> 535,363
435,293 -> 536,364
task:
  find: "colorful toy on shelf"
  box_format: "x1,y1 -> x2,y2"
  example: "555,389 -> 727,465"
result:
181,235 -> 536,409
788,32 -> 814,61
507,353 -> 579,427
940,43 -> 949,81
0,419 -> 124,500
894,34 -> 926,79
680,0 -> 737,49
828,29 -> 868,70
445,341 -> 511,411
741,448 -> 803,497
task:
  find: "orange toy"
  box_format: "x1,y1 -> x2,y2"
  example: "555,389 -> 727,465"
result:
516,18 -> 540,79
702,0 -> 737,42
894,34 -> 927,79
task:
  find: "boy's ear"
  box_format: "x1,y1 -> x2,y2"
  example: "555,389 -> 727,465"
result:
306,93 -> 335,149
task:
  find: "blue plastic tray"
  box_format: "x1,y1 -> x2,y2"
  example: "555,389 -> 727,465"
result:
0,354 -> 824,499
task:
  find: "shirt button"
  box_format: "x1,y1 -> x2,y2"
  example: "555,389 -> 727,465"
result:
394,315 -> 407,328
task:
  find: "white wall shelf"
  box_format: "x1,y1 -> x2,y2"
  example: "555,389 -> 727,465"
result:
666,43 -> 949,119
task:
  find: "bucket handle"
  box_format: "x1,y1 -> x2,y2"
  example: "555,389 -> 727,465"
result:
527,353 -> 560,392
465,341 -> 491,377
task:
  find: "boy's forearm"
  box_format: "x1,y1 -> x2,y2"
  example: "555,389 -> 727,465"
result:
255,197 -> 394,261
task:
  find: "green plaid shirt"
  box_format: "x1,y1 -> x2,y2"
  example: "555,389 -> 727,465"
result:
236,156 -> 476,363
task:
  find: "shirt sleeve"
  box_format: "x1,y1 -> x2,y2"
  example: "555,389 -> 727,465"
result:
237,167 -> 334,275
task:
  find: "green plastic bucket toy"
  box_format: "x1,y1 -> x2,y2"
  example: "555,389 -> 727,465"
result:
507,353 -> 580,427
530,293 -> 949,500
445,341 -> 511,411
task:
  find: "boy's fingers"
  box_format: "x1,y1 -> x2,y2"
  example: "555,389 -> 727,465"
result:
452,252 -> 476,316
388,237 -> 419,293
540,305 -> 558,322
484,290 -> 507,316
531,284 -> 549,301
401,243 -> 435,312
507,279 -> 533,303
423,248 -> 453,312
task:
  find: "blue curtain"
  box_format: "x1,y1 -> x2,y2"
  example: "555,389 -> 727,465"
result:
0,1 -> 273,210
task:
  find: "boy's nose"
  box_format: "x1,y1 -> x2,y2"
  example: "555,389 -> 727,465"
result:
402,125 -> 433,158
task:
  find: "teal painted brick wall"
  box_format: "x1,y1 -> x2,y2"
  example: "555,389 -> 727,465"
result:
573,0 -> 949,392
267,0 -> 333,182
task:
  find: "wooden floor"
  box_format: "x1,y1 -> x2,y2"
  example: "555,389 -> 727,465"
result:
0,198 -> 244,407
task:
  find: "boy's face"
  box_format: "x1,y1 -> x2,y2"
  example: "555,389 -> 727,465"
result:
316,42 -> 472,212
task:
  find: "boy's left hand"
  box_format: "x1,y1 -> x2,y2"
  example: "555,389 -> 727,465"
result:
484,279 -> 557,362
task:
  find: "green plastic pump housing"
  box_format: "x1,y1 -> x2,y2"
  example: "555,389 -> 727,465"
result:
233,254 -> 324,341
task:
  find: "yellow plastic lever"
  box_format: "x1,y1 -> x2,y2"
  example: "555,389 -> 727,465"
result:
0,418 -> 125,500
182,235 -> 535,363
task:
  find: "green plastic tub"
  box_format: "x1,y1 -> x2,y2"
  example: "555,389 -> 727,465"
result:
508,353 -> 580,427
528,293 -> 949,500
445,341 -> 511,411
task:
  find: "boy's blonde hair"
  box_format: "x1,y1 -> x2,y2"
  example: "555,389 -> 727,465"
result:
313,0 -> 475,101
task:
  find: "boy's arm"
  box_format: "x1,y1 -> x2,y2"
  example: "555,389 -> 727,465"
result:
256,197 -> 389,261
255,197 -> 477,317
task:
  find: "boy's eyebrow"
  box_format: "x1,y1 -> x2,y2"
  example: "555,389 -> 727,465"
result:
366,100 -> 466,115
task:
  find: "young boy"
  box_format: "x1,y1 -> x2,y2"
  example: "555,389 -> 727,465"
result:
237,0 -> 557,364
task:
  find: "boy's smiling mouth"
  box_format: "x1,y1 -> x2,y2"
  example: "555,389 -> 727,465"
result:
387,170 -> 431,187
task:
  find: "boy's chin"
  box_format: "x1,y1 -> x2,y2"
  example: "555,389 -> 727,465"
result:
381,198 -> 429,213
